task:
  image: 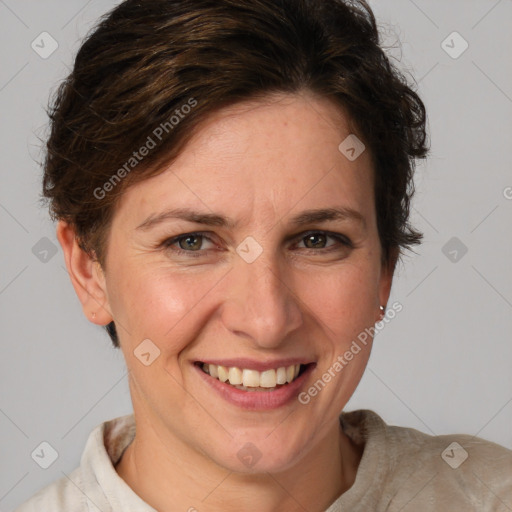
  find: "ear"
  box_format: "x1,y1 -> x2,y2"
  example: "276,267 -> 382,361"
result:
377,246 -> 399,321
56,220 -> 113,326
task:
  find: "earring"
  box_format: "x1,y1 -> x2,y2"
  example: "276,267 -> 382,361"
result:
379,305 -> 385,319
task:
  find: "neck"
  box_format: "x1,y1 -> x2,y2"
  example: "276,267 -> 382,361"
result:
115,414 -> 362,512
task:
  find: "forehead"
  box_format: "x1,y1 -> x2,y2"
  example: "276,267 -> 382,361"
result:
114,93 -> 375,228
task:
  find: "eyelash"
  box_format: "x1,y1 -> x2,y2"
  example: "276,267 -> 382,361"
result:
160,230 -> 353,258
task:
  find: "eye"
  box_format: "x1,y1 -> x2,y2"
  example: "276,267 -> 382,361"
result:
160,230 -> 352,259
295,231 -> 352,251
162,232 -> 216,255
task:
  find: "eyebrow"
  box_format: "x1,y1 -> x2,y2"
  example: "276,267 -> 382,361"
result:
136,206 -> 366,231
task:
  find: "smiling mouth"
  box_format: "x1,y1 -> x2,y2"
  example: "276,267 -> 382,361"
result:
197,362 -> 310,391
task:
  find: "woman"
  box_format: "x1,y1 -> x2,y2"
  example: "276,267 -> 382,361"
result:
17,0 -> 511,510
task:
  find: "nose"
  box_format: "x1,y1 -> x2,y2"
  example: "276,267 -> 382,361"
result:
220,249 -> 304,349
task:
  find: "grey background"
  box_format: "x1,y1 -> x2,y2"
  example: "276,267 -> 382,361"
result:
1,0 -> 511,509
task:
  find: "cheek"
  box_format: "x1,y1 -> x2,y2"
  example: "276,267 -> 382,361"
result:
109,266 -> 192,342
300,261 -> 380,340
106,241 -> 381,357
292,264 -> 379,422
107,262 -> 221,352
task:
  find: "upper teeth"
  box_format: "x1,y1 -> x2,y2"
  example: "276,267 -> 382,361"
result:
202,363 -> 301,388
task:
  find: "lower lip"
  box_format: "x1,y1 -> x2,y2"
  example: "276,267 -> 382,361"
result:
194,363 -> 315,411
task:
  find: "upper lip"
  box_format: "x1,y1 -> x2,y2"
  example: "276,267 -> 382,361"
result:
196,358 -> 314,372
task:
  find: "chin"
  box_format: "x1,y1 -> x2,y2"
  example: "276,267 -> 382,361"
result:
204,431 -> 311,475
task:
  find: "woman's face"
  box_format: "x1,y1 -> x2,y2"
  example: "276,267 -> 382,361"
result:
100,93 -> 394,472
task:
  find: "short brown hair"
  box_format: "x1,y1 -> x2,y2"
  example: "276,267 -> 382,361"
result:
43,0 -> 428,347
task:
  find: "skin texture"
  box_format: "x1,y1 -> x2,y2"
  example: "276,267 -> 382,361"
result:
58,92 -> 397,512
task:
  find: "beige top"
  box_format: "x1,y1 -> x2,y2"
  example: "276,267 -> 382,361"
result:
15,410 -> 512,511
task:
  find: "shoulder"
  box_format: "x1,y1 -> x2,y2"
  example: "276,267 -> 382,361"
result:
15,414 -> 136,512
340,409 -> 512,511
14,467 -> 87,512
